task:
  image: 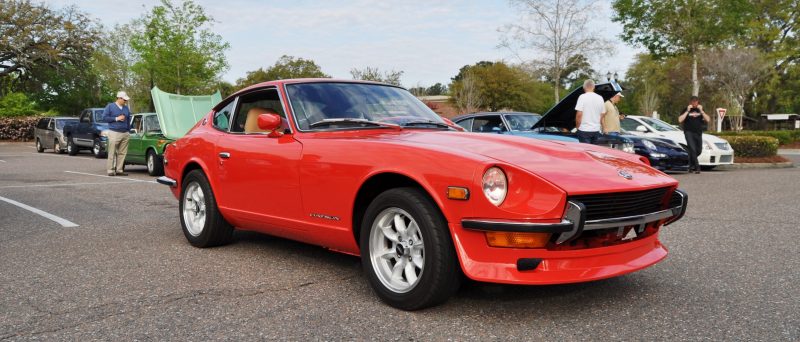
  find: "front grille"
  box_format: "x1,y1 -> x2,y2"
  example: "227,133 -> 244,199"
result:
568,187 -> 670,221
715,142 -> 729,150
720,155 -> 733,163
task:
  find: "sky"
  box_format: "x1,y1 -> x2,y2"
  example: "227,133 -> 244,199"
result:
49,0 -> 642,88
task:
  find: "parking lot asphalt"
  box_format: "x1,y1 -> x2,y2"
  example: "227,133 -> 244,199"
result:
1,141 -> 798,341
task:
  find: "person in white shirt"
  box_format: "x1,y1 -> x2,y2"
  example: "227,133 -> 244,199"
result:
574,79 -> 606,144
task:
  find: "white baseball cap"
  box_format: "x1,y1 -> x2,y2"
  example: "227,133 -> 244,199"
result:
116,91 -> 130,101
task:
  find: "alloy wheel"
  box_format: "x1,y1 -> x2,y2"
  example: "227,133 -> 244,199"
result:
182,182 -> 207,237
368,207 -> 425,294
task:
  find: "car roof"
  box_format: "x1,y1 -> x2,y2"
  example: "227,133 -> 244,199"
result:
232,78 -> 403,98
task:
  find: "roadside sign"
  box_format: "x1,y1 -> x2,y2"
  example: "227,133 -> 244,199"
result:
716,108 -> 727,132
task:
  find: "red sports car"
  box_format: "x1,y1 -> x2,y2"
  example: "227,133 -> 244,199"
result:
157,79 -> 687,310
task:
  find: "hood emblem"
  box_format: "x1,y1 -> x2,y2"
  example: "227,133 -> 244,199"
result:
618,169 -> 634,180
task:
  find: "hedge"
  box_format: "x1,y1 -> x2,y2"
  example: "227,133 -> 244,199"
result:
0,116 -> 40,141
713,130 -> 800,145
725,136 -> 779,157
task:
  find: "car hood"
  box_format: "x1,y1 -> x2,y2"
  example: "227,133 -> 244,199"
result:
152,87 -> 222,140
533,81 -> 624,131
388,131 -> 676,194
508,131 -> 579,142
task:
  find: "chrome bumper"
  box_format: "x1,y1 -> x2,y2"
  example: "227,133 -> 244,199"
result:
462,189 -> 688,244
156,176 -> 177,187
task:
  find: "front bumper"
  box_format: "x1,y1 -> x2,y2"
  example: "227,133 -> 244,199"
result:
156,176 -> 177,187
454,189 -> 687,284
699,149 -> 734,166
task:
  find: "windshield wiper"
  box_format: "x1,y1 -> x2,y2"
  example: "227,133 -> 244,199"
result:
401,120 -> 453,129
309,118 -> 401,130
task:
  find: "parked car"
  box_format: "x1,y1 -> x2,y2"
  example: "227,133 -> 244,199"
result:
452,112 -> 579,142
454,112 -> 689,173
34,117 -> 79,154
621,115 -> 734,170
125,87 -> 222,176
531,81 -> 635,154
62,108 -> 108,158
157,79 -> 687,310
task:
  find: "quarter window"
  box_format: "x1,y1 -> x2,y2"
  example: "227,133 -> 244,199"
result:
456,118 -> 473,131
471,116 -> 506,133
213,101 -> 235,131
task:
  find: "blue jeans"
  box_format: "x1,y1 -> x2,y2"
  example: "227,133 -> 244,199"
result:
605,132 -> 620,136
576,130 -> 601,144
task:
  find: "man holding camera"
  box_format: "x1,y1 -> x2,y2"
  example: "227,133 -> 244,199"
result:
103,91 -> 132,177
678,96 -> 711,174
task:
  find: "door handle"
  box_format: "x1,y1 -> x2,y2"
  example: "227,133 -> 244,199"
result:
219,152 -> 231,159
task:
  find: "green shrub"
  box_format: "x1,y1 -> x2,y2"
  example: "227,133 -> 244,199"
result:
725,136 -> 779,157
0,92 -> 38,117
714,130 -> 800,145
0,116 -> 40,141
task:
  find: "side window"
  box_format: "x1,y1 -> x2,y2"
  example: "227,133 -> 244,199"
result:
620,118 -> 640,131
213,100 -> 235,131
36,118 -> 48,129
231,88 -> 286,134
456,118 -> 473,132
47,119 -> 55,130
144,115 -> 160,132
131,115 -> 143,133
471,116 -> 505,133
80,111 -> 90,123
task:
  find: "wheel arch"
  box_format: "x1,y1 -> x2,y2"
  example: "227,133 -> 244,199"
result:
351,172 -> 448,248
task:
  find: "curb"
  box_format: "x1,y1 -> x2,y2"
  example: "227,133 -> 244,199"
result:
717,162 -> 794,170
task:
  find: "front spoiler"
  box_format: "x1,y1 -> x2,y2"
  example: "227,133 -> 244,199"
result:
462,189 -> 688,244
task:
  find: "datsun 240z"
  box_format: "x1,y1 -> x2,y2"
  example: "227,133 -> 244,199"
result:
157,79 -> 688,310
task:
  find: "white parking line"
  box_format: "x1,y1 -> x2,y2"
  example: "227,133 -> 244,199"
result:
0,195 -> 79,227
0,160 -> 6,163
0,181 -> 138,189
64,171 -> 156,184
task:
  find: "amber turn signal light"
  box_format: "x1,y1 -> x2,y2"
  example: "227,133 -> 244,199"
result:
447,186 -> 470,200
485,232 -> 551,248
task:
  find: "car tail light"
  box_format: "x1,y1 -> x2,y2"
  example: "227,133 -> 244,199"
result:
485,232 -> 550,248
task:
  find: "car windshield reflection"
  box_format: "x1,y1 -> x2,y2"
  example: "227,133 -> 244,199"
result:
286,82 -> 446,130
505,114 -> 541,131
640,117 -> 679,132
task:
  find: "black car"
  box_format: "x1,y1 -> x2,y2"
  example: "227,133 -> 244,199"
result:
622,130 -> 689,172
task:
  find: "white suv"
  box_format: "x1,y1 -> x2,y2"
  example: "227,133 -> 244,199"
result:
621,116 -> 734,170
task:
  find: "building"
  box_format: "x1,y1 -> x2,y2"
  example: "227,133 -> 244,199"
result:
760,114 -> 799,130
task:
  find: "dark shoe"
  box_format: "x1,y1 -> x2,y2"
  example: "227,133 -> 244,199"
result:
116,172 -> 128,176
107,173 -> 115,176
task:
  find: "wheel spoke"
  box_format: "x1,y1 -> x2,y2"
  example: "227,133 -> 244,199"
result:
411,255 -> 424,269
380,224 -> 399,242
404,259 -> 418,285
406,221 -> 419,240
394,214 -> 407,237
391,258 -> 407,281
377,248 -> 396,260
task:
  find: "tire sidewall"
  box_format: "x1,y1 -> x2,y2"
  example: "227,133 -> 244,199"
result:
54,139 -> 62,154
359,188 -> 455,309
36,139 -> 43,152
67,137 -> 77,155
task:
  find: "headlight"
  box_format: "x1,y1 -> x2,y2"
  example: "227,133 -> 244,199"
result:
622,143 -> 635,154
703,140 -> 713,150
482,167 -> 507,206
642,140 -> 657,150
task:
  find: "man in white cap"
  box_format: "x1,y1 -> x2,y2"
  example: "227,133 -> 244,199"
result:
574,79 -> 606,143
102,91 -> 132,176
602,92 -> 625,136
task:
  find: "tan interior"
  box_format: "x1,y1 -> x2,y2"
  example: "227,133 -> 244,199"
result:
244,107 -> 279,133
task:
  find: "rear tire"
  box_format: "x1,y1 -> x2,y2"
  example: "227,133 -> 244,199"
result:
36,139 -> 44,153
67,137 -> 78,156
146,149 -> 164,176
179,169 -> 233,247
360,187 -> 461,310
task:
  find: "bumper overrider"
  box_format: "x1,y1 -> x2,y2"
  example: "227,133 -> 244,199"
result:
460,189 -> 688,279
157,176 -> 177,187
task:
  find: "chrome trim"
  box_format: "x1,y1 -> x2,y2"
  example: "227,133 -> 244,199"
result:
218,152 -> 231,159
664,189 -> 688,226
461,218 -> 574,233
583,207 -> 680,231
555,201 -> 586,244
156,176 -> 177,187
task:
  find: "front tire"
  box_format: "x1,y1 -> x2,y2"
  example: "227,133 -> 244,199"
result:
360,187 -> 461,310
92,138 -> 106,158
179,169 -> 233,247
67,137 -> 78,156
146,149 -> 164,176
54,139 -> 63,154
36,139 -> 44,153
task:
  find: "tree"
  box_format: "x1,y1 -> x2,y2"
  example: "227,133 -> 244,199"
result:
612,0 -> 753,97
451,71 -> 482,114
450,61 -> 552,114
501,0 -> 610,103
426,83 -> 447,96
624,54 -> 669,117
93,24 -> 146,111
702,48 -> 770,130
130,0 -> 229,101
350,67 -> 403,86
235,55 -> 329,88
0,0 -> 99,79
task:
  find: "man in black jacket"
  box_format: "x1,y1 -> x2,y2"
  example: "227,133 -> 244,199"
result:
678,96 -> 711,174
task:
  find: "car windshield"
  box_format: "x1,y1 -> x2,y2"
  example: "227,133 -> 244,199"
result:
640,117 -> 679,132
93,110 -> 105,123
55,119 -> 77,129
286,82 -> 445,130
505,114 -> 541,131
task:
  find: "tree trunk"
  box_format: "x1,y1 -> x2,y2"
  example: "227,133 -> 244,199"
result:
553,69 -> 561,104
692,52 -> 699,97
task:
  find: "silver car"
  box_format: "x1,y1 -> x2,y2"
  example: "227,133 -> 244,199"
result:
34,117 -> 78,154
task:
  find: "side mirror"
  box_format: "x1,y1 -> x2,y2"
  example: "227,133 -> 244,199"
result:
129,129 -> 136,134
635,125 -> 648,133
257,113 -> 283,137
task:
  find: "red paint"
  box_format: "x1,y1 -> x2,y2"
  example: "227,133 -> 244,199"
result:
163,79 -> 680,285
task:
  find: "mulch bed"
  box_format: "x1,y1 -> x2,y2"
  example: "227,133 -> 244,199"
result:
780,142 -> 800,149
735,155 -> 791,163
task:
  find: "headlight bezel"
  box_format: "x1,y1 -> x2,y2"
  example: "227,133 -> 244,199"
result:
642,139 -> 657,151
482,166 -> 508,207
